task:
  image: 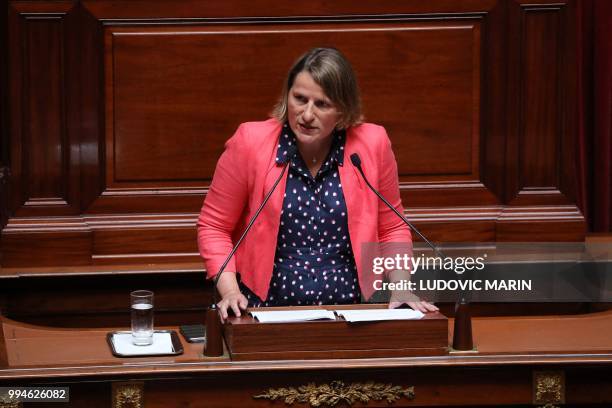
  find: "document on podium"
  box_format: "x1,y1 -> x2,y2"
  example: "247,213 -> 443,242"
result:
250,309 -> 336,323
334,308 -> 424,322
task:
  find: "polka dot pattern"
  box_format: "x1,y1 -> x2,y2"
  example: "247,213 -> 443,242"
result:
240,123 -> 360,307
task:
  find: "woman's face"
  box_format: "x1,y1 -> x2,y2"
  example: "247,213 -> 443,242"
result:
287,71 -> 341,148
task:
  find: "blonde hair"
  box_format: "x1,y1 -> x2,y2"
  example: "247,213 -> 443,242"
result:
272,48 -> 363,129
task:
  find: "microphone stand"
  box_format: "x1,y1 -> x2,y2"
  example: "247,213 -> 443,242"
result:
350,153 -> 473,351
204,147 -> 297,356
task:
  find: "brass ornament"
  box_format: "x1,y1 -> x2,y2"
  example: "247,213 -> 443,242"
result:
0,395 -> 21,408
533,371 -> 564,407
254,380 -> 415,406
112,382 -> 144,408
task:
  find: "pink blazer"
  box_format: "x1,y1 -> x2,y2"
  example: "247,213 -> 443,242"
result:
197,119 -> 411,301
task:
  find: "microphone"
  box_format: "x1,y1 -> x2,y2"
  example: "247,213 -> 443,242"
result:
205,145 -> 297,356
349,153 -> 444,259
351,153 -> 474,351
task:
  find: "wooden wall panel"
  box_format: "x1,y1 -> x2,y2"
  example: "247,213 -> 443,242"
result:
92,227 -> 198,264
1,230 -> 91,267
507,1 -> 578,206
78,5 -> 105,213
24,18 -> 66,198
361,23 -> 480,180
0,0 -> 589,269
7,1 -> 80,217
521,8 -> 560,188
104,22 -> 481,188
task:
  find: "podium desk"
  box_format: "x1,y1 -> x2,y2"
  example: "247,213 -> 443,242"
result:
2,311 -> 612,407
222,306 -> 448,360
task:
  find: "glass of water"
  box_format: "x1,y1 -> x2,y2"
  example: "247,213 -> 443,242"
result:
131,290 -> 154,346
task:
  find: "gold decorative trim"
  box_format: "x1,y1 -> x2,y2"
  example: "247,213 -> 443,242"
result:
112,382 -> 144,408
533,370 -> 564,407
0,396 -> 21,408
254,380 -> 415,406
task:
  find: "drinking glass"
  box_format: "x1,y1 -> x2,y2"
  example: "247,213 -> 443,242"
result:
131,290 -> 154,346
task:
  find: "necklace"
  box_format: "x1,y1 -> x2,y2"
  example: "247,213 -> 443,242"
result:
312,157 -> 317,164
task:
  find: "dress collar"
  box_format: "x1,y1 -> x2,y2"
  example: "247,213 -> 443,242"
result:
275,122 -> 346,167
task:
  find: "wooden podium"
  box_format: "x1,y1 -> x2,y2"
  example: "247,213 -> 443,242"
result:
5,311 -> 612,406
223,304 -> 448,361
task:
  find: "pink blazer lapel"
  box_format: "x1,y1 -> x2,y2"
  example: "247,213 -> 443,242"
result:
261,161 -> 288,229
256,124 -> 286,231
340,136 -> 365,224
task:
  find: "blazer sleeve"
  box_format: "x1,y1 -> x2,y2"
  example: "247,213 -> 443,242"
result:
376,128 -> 413,245
197,124 -> 251,279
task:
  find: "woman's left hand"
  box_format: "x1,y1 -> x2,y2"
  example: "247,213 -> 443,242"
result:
388,290 -> 439,313
388,300 -> 439,313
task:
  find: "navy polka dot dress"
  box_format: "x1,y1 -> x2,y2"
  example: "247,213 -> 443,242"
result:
240,123 -> 361,306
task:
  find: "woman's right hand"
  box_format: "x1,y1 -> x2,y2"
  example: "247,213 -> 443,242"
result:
217,290 -> 248,322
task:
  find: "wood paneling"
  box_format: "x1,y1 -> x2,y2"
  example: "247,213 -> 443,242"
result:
2,230 -> 91,267
1,0 -> 588,268
521,8 -> 561,188
361,22 -> 480,180
79,4 -> 105,212
103,21 -> 481,187
7,1 -> 80,217
1,213 -> 201,266
92,227 -> 198,262
507,1 -> 579,206
24,18 -> 66,198
83,0 -> 499,19
0,271 -> 210,327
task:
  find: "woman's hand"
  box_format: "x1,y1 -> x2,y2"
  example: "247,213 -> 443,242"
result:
388,299 -> 438,313
215,272 -> 248,322
388,290 -> 439,313
217,290 -> 248,322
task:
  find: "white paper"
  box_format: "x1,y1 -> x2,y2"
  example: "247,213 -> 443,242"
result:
334,308 -> 424,322
111,332 -> 175,356
250,309 -> 336,323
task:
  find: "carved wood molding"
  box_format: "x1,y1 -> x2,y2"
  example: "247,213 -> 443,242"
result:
1,205 -> 585,233
254,380 -> 415,407
83,0 -> 498,21
0,203 -> 586,267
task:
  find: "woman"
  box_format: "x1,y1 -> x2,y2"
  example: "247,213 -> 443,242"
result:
197,48 -> 437,320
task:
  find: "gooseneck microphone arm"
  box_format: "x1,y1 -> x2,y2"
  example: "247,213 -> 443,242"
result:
205,146 -> 297,357
350,153 -> 473,350
349,153 -> 445,260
